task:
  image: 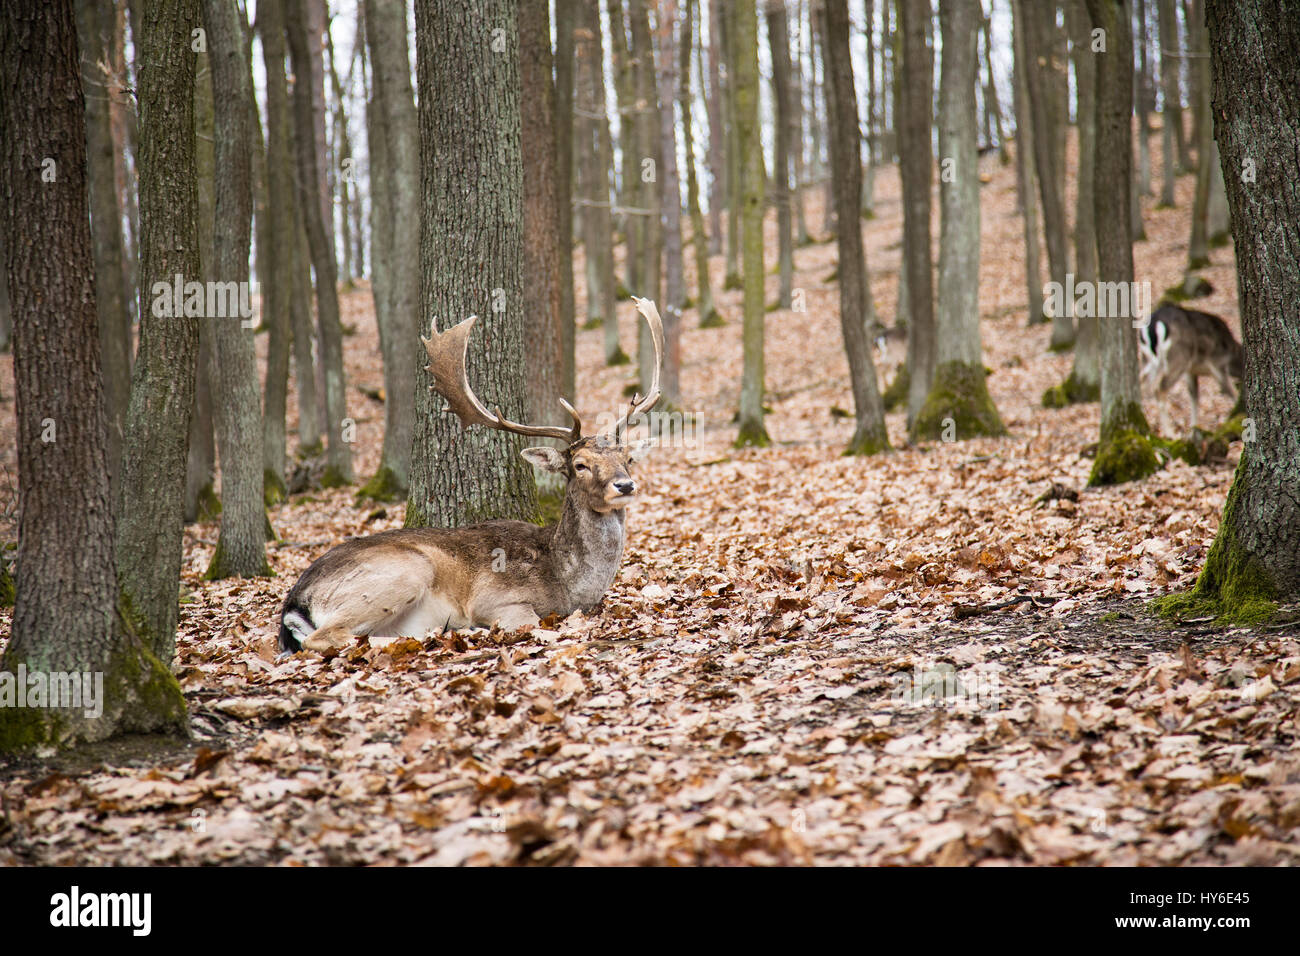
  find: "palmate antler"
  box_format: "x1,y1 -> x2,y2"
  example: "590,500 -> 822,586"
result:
422,315 -> 583,442
422,297 -> 664,446
611,296 -> 664,444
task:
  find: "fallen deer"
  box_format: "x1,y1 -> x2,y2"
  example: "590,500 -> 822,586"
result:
278,297 -> 664,654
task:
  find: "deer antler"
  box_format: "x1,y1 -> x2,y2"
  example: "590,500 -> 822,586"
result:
422,315 -> 583,443
610,296 -> 665,443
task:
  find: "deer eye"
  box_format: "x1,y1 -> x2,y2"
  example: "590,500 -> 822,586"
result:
573,462 -> 589,473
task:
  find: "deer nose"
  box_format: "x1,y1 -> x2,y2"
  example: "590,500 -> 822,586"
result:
613,479 -> 635,495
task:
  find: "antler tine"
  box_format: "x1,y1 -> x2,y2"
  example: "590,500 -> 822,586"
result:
422,315 -> 580,443
610,296 -> 664,442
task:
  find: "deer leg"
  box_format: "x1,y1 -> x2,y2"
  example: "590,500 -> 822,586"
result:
1187,374 -> 1200,432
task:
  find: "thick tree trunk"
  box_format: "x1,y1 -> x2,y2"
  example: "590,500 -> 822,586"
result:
767,0 -> 795,311
75,0 -> 132,495
185,50 -> 217,525
1186,0 -> 1211,269
200,0 -> 268,578
655,0 -> 683,407
898,0 -> 935,425
732,0 -> 769,446
0,0 -> 187,751
822,0 -> 889,455
1164,0 -> 1300,618
915,0 -> 1004,440
286,0 -> 352,484
259,0 -> 292,503
115,0 -> 206,663
360,0 -> 419,501
1086,0 -> 1156,486
1135,0 -> 1153,194
407,0 -> 540,528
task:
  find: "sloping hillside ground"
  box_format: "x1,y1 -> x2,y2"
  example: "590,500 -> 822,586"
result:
2,134 -> 1298,865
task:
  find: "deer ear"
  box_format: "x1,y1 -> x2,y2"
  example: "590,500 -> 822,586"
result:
626,439 -> 655,463
521,446 -> 567,474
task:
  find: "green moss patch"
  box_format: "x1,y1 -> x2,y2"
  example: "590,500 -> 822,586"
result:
882,362 -> 909,412
911,361 -> 1007,442
1088,430 -> 1162,486
356,465 -> 407,504
1042,370 -> 1100,408
263,468 -> 288,507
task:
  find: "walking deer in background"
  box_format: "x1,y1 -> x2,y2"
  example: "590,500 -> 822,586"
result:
278,298 -> 664,653
1138,303 -> 1244,433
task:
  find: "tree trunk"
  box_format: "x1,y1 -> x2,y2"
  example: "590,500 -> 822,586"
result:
1157,0 -> 1179,204
681,0 -> 720,326
1057,0 -> 1100,405
0,0 -> 187,751
766,0 -> 794,311
1016,0 -> 1074,350
1085,0 -> 1156,486
1011,0 -> 1045,328
981,8 -> 1009,165
608,0 -> 641,298
407,0 -> 540,528
576,0 -> 624,364
915,0 -> 1004,440
629,0 -> 662,394
75,0 -> 132,496
555,0 -> 578,399
1163,0 -> 1300,618
1135,0 -> 1153,194
860,0 -> 876,216
898,0 -> 935,424
259,0 -> 292,503
325,27 -> 355,288
655,0 -> 684,407
705,0 -> 726,257
185,49 -> 217,525
360,0 -> 419,501
286,0 -> 352,484
520,0 -> 568,493
822,0 -> 889,454
721,0 -> 743,284
200,0 -> 268,578
1186,0 -> 1211,269
115,0 -> 205,663
732,0 -> 769,446
789,0 -> 810,245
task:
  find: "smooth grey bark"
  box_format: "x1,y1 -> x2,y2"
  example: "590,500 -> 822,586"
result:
629,0 -> 662,394
407,0 -> 539,528
705,0 -> 726,256
1065,0 -> 1099,398
1157,0 -> 1179,204
681,0 -> 720,326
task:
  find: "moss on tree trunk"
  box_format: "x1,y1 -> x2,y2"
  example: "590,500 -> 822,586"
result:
912,361 -> 1006,441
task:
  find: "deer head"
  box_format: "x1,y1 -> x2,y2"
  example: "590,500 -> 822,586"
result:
421,296 -> 664,512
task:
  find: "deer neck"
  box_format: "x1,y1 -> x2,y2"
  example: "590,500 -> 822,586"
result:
549,488 -> 627,611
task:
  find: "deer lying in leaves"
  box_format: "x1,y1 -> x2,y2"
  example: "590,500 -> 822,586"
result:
278,298 -> 664,654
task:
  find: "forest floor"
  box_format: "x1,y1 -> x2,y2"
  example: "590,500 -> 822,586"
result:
2,135 -> 1299,866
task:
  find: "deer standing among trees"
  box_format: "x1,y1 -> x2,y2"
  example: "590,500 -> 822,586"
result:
278,298 -> 664,653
